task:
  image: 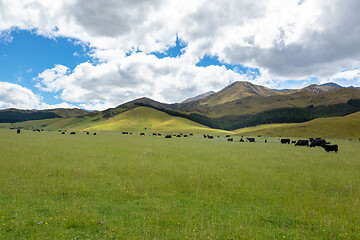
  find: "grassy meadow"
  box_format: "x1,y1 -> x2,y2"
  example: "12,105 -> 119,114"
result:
1,128 -> 360,239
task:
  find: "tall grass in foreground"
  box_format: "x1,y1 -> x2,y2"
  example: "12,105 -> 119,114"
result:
0,129 -> 359,239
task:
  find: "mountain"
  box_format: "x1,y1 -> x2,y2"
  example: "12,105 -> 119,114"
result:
189,81 -> 284,107
320,82 -> 343,89
299,84 -> 341,94
182,91 -> 215,103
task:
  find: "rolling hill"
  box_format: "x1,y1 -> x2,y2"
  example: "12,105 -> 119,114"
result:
234,111 -> 360,139
11,106 -> 230,134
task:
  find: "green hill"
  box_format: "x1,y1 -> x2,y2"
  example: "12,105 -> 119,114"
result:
11,106 -> 230,134
83,107 -> 229,134
234,111 -> 360,139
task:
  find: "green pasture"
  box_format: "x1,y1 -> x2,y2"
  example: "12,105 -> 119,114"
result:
0,129 -> 359,239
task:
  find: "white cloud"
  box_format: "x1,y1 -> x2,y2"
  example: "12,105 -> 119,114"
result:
1,0 -> 360,109
0,82 -> 40,109
0,81 -> 79,110
35,51 -> 250,106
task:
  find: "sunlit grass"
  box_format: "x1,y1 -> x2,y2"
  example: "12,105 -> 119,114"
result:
0,129 -> 359,239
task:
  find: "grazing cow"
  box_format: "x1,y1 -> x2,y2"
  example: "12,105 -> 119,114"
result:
258,135 -> 262,137
310,139 -> 326,147
291,140 -> 296,144
86,132 -> 89,135
322,144 -> 338,153
62,132 -> 65,134
158,134 -> 161,136
70,132 -> 76,135
239,138 -> 244,142
59,130 -> 62,132
203,134 -> 207,138
226,135 -> 230,138
93,133 -> 97,135
189,133 -> 193,136
165,135 -> 172,138
140,133 -> 145,136
228,138 -> 233,142
183,135 -> 188,137
280,139 -> 291,144
265,139 -> 267,143
246,138 -> 255,142
36,129 -> 41,132
153,133 -> 157,136
295,140 -> 309,146
207,135 -> 214,139
17,129 -> 21,134
176,135 -> 181,137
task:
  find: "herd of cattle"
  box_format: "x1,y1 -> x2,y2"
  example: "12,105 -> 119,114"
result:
12,128 -> 342,152
280,137 -> 338,152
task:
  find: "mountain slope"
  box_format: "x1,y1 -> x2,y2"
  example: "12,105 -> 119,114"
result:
11,106 -> 230,134
0,108 -> 88,123
182,91 -> 215,103
234,111 -> 360,139
84,106 -> 228,133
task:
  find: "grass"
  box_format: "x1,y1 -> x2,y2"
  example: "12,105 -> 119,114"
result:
1,128 -> 360,239
235,111 -> 360,139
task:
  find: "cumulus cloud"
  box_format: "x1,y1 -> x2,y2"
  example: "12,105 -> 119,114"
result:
35,51 -> 249,107
1,0 -> 360,109
0,82 -> 78,110
0,82 -> 41,109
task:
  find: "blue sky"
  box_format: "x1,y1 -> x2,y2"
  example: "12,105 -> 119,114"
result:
0,1 -> 359,110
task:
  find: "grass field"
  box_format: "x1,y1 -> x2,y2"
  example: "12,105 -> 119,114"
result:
1,128 -> 360,239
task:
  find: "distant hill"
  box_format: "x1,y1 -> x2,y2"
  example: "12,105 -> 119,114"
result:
234,111 -> 360,139
182,91 -> 215,103
0,108 -> 88,123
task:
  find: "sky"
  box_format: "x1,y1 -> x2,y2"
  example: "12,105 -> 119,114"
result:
0,0 -> 360,110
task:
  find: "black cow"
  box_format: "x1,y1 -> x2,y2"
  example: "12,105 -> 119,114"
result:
189,133 -> 193,136
239,138 -> 244,142
165,135 -> 172,138
140,133 -> 145,136
228,138 -> 233,142
153,133 -> 157,136
62,132 -> 65,134
207,135 -> 214,139
183,135 -> 188,137
17,129 -> 21,134
291,140 -> 296,144
322,144 -> 338,153
93,133 -> 97,135
310,139 -> 326,147
226,135 -> 230,138
203,134 -> 207,138
70,132 -> 76,135
295,140 -> 309,146
309,138 -> 314,142
176,135 -> 181,137
158,134 -> 161,136
280,139 -> 290,144
86,132 -> 89,135
36,129 -> 41,132
246,138 -> 255,142
265,139 -> 267,143
258,135 -> 262,137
